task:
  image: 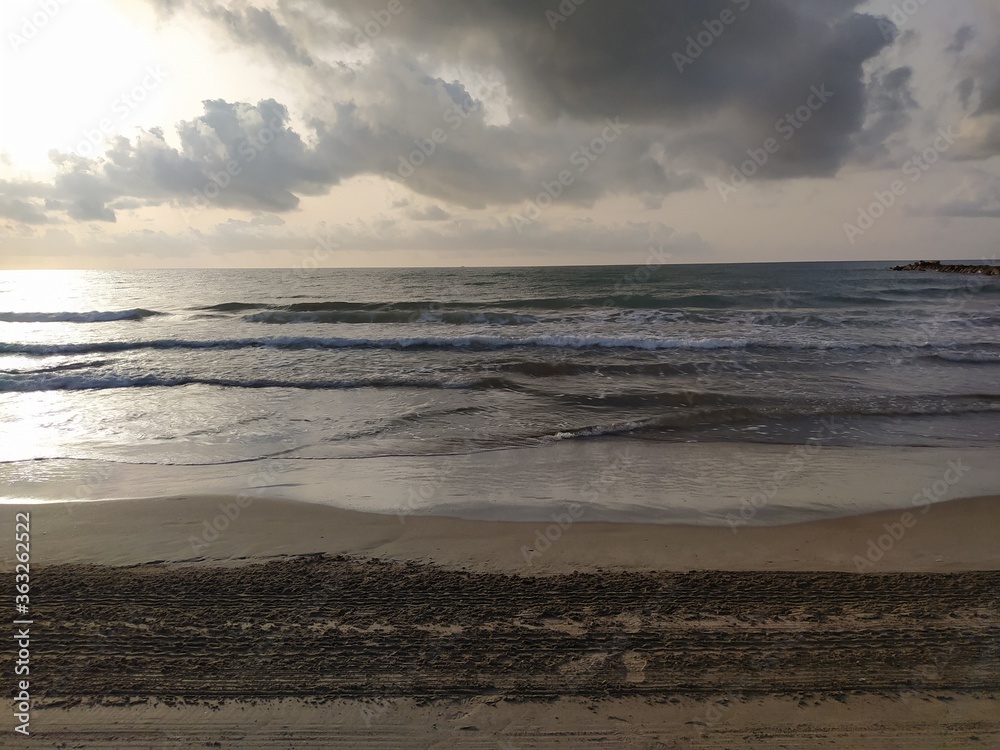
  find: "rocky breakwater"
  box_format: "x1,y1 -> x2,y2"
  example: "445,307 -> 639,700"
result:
892,260 -> 1000,275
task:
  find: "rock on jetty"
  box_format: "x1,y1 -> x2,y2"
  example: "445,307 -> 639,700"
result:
891,260 -> 1000,275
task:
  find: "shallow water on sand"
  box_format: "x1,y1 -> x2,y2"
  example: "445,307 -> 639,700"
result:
1,262 -> 998,521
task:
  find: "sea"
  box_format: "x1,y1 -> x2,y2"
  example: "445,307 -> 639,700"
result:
1,261 -> 999,524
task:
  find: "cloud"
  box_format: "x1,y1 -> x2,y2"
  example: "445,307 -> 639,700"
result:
8,84 -> 699,221
1,210 -> 707,267
203,5 -> 315,66
10,99 -> 348,223
0,0 -> 928,228
910,173 -> 1000,218
947,25 -> 975,54
0,198 -> 53,225
947,4 -> 1000,159
849,66 -> 919,166
283,217 -> 709,265
158,0 -> 912,176
319,0 -> 902,175
0,180 -> 55,225
407,205 -> 450,221
927,203 -> 1000,218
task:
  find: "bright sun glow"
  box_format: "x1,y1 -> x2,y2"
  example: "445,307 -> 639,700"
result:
0,1 -> 167,175
0,269 -> 98,311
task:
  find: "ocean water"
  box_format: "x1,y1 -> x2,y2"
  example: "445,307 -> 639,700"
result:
1,262 -> 999,523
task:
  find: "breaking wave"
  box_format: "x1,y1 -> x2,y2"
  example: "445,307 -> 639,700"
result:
0,309 -> 163,323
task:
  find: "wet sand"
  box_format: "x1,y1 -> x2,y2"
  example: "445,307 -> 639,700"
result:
4,495 -> 999,748
7,493 -> 1000,573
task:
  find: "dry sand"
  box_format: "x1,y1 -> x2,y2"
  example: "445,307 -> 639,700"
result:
1,495 -> 998,748
31,696 -> 998,749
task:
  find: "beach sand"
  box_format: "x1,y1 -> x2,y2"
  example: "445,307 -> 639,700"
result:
3,495 -> 999,748
8,492 -> 1000,573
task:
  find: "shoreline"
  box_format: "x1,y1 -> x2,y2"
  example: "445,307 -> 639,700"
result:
3,492 -> 998,573
6,442 -> 998,528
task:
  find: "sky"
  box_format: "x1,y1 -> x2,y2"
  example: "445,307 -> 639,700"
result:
0,0 -> 999,268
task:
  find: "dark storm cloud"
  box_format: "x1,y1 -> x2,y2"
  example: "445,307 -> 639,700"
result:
958,77 -> 976,110
975,60 -> 1000,115
952,10 -> 998,114
947,25 -> 976,54
849,66 -> 918,165
961,19 -> 1000,118
2,0 -> 917,225
324,0 -> 880,120
320,0 -> 898,175
183,0 -> 904,177
948,9 -> 1000,160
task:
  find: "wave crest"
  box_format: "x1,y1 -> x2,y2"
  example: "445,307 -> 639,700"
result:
0,309 -> 163,323
244,310 -> 538,325
0,373 -> 519,393
0,335 -> 749,356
